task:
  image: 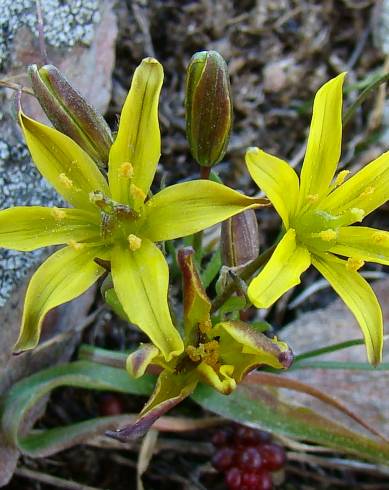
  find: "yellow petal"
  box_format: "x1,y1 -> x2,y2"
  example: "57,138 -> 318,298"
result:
108,58 -> 163,207
19,112 -> 109,212
111,239 -> 184,361
312,253 -> 383,365
329,226 -> 389,265
126,343 -> 160,378
177,248 -> 211,342
298,73 -> 346,209
196,362 -> 236,394
14,245 -> 106,352
248,228 -> 311,308
245,147 -> 299,227
319,151 -> 389,223
140,180 -> 266,241
0,206 -> 100,251
216,321 -> 293,371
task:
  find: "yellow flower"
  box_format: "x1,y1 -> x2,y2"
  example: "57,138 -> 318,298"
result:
0,58 -> 265,357
245,73 -> 389,365
107,248 -> 292,440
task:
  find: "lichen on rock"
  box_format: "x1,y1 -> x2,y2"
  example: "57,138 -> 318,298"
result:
0,0 -> 100,70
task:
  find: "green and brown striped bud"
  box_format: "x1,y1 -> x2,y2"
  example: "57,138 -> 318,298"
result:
185,51 -> 232,167
29,64 -> 113,167
221,209 -> 259,268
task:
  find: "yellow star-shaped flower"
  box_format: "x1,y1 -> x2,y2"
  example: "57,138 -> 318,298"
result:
106,248 -> 292,440
0,58 -> 265,358
245,73 -> 389,365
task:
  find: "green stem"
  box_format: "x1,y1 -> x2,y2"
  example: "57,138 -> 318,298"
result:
291,361 -> 389,371
343,71 -> 389,127
211,244 -> 276,313
193,166 -> 211,261
294,338 -> 365,363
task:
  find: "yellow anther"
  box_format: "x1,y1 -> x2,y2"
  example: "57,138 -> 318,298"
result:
186,340 -> 220,368
186,345 -> 201,362
59,173 -> 73,189
119,162 -> 134,179
130,183 -> 146,203
203,340 -> 220,368
51,207 -> 66,220
372,231 -> 387,243
359,186 -> 375,199
128,234 -> 142,251
306,193 -> 319,203
346,257 -> 365,272
68,240 -> 84,251
319,229 -> 337,242
335,170 -> 350,187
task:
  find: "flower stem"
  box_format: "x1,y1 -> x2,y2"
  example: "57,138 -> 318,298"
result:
193,166 -> 211,260
211,244 -> 276,313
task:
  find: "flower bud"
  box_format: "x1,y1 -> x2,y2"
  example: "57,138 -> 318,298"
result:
221,209 -> 259,268
29,64 -> 113,167
185,51 -> 232,167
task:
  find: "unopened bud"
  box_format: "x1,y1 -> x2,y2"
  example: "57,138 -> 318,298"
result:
29,64 -> 113,167
185,51 -> 232,167
221,209 -> 259,268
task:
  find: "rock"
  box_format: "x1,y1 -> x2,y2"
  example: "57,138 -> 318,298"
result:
0,0 -> 117,307
281,278 -> 389,439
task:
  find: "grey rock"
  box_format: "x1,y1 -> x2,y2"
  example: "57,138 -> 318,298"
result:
0,2 -> 117,484
0,0 -> 117,307
0,0 -> 100,70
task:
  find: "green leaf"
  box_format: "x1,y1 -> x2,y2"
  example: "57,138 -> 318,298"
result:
0,361 -> 153,458
192,376 -> 389,463
219,296 -> 246,314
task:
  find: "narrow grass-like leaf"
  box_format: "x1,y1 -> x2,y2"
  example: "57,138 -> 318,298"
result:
192,375 -> 389,463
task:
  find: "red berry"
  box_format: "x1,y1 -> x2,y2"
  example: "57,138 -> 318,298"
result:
238,447 -> 263,471
212,428 -> 233,446
256,470 -> 273,490
234,425 -> 272,446
225,467 -> 242,490
211,447 -> 236,472
235,426 -> 259,445
260,443 -> 286,471
256,430 -> 272,444
242,471 -> 261,488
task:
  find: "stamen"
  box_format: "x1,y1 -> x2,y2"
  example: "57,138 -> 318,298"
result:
59,173 -> 73,189
372,231 -> 387,243
119,162 -> 134,179
359,186 -> 375,199
68,239 -> 84,251
51,207 -> 66,220
319,229 -> 337,241
346,257 -> 365,272
186,345 -> 201,362
186,341 -> 220,368
128,234 -> 142,251
203,340 -> 220,368
130,183 -> 146,204
306,193 -> 319,203
335,170 -> 350,187
350,208 -> 365,222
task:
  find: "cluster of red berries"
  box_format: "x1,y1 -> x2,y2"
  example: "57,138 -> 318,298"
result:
211,425 -> 286,490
